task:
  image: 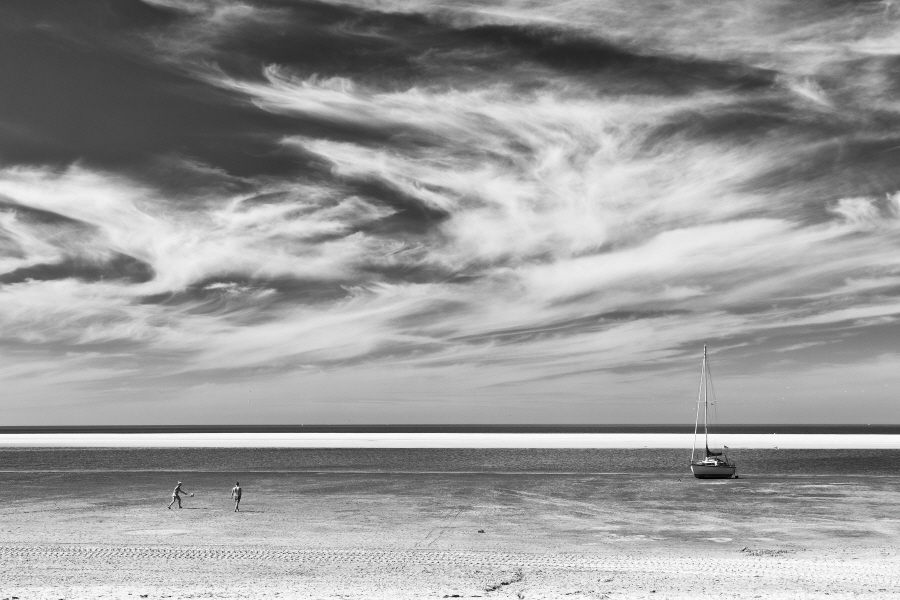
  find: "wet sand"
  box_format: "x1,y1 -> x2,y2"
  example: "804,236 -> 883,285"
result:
1,470 -> 898,599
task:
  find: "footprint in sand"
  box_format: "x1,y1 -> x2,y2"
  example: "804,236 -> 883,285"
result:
125,529 -> 192,536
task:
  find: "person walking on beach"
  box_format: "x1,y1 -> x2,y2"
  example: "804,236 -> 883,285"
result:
167,481 -> 190,509
232,482 -> 242,512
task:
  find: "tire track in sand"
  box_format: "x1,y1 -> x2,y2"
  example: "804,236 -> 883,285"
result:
0,544 -> 896,583
2,545 -> 898,594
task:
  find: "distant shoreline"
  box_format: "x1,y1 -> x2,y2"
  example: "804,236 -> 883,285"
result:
1,432 -> 898,449
1,424 -> 898,434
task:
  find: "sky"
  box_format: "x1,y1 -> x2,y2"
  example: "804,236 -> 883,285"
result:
1,0 -> 899,426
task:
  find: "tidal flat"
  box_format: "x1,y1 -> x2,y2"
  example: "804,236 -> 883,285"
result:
1,456 -> 898,599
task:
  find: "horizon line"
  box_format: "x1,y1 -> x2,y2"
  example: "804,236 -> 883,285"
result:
1,431 -> 899,449
1,424 -> 898,435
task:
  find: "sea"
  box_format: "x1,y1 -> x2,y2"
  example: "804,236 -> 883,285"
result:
1,448 -> 899,477
1,426 -> 897,477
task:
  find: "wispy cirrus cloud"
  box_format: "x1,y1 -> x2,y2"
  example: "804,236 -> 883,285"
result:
1,0 -> 899,424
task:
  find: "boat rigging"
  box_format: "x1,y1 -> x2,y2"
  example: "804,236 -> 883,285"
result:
690,344 -> 736,479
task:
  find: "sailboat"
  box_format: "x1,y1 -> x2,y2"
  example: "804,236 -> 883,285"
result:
690,344 -> 736,479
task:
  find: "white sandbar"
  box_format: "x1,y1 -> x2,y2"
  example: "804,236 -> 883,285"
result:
0,432 -> 897,448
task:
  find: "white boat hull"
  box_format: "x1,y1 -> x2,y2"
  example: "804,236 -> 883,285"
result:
690,462 -> 736,479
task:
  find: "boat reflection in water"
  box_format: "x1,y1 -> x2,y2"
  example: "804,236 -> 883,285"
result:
690,344 -> 736,479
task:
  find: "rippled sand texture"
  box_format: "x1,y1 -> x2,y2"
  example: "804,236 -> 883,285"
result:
1,471 -> 898,599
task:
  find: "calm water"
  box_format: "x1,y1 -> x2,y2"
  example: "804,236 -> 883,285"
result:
3,425 -> 899,434
1,448 -> 898,476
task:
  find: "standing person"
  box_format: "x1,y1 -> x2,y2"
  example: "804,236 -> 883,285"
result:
231,481 -> 242,512
167,481 -> 189,509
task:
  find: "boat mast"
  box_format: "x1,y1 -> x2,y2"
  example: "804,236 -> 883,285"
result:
703,344 -> 709,456
692,344 -> 704,461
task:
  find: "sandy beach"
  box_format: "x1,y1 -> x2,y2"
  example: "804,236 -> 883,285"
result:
1,467 -> 898,599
